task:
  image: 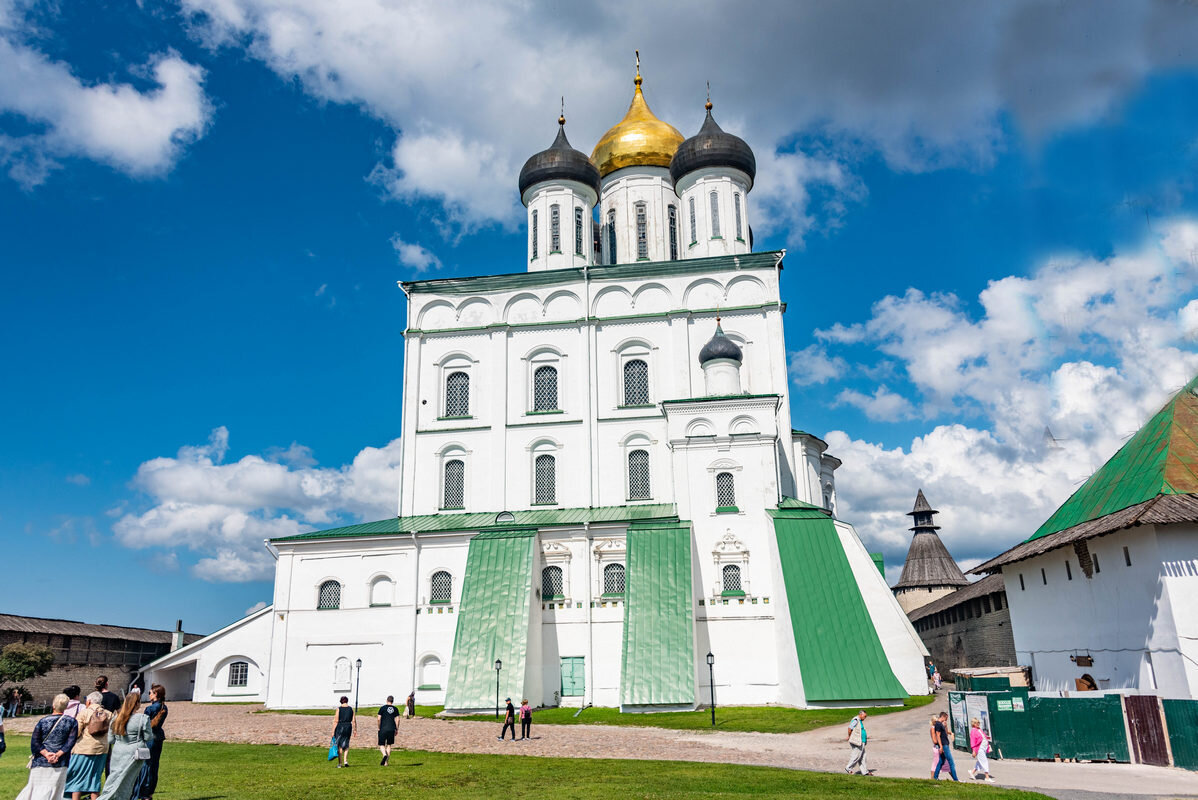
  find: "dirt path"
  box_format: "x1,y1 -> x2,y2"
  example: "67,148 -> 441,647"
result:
7,698 -> 1197,799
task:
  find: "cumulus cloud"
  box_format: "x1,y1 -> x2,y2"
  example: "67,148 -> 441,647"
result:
176,0 -> 1198,240
390,234 -> 443,273
114,427 -> 401,582
65,473 -> 90,486
0,4 -> 212,185
835,385 -> 917,422
789,344 -> 848,386
245,600 -> 269,615
816,219 -> 1198,571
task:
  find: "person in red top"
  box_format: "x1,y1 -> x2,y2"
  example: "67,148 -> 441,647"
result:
518,700 -> 532,740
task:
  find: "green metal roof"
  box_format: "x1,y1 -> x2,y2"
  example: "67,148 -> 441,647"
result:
661,393 -> 780,405
777,496 -> 832,513
771,509 -> 906,702
401,251 -> 783,296
620,523 -> 696,706
444,530 -> 536,711
270,503 -> 678,543
1028,375 -> 1198,542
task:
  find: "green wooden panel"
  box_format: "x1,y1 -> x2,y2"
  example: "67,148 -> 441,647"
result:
1029,696 -> 1129,762
772,510 -> 906,702
620,523 -> 695,706
1164,699 -> 1198,770
560,657 -> 585,698
987,690 -> 1033,760
970,676 -> 1011,691
444,530 -> 535,710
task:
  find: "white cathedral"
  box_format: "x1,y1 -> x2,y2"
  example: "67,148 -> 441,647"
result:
144,67 -> 929,711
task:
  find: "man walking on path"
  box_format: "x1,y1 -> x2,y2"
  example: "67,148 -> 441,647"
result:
498,698 -> 516,741
377,695 -> 401,766
933,711 -> 960,781
845,710 -> 868,775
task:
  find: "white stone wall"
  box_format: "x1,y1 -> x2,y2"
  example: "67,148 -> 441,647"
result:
1004,523 -> 1198,699
598,167 -> 684,264
522,179 -> 596,271
674,167 -> 753,260
143,607 -> 273,704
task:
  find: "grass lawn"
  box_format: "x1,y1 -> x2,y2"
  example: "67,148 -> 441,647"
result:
256,695 -> 936,735
0,736 -> 1047,800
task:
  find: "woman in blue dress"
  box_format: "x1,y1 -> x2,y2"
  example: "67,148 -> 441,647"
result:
95,691 -> 153,800
132,685 -> 167,799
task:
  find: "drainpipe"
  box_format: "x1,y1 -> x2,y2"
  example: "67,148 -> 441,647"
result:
584,522 -> 594,708
410,531 -> 421,696
397,281 -> 412,518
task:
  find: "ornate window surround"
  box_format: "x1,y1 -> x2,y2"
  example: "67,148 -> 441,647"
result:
712,530 -> 751,597
592,537 -> 626,597
437,443 -> 470,510
435,351 -> 478,420
541,540 -> 573,601
708,458 -> 743,515
523,346 -> 567,414
613,338 -> 656,409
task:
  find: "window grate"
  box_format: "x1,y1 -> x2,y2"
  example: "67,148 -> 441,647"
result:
318,580 -> 341,610
531,209 -> 538,258
431,571 -> 452,603
535,454 -> 556,504
709,191 -> 721,238
734,192 -> 743,239
628,449 -> 651,500
445,371 -> 469,416
443,459 -> 464,508
716,472 -> 736,507
575,207 -> 584,255
688,197 -> 697,243
668,205 -> 678,259
623,359 -> 649,405
228,661 -> 248,688
533,365 -> 559,411
722,564 -> 742,593
542,565 -> 563,597
603,562 -> 625,595
550,204 -> 561,252
635,202 -> 648,259
607,209 -> 617,264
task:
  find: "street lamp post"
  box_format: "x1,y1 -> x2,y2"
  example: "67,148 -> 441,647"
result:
354,658 -> 363,733
495,659 -> 503,719
706,652 -> 716,727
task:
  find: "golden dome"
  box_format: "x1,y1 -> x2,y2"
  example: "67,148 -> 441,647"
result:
591,71 -> 684,179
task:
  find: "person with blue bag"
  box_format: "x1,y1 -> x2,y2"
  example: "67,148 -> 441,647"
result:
330,697 -> 354,767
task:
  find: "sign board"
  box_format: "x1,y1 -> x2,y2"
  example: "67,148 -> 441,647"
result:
996,699 -> 1013,711
1012,696 -> 1025,712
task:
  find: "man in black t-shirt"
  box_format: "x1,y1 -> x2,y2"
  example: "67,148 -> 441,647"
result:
932,712 -> 959,781
377,695 -> 401,766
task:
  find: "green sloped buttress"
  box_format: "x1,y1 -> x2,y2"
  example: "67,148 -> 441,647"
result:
772,510 -> 906,702
444,529 -> 535,710
620,523 -> 696,706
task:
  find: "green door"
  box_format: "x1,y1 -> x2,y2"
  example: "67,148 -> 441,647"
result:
561,657 -> 585,698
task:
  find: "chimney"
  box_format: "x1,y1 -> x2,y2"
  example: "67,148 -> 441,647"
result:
171,620 -> 184,651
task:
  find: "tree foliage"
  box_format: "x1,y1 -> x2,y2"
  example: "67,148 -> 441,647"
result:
0,642 -> 55,683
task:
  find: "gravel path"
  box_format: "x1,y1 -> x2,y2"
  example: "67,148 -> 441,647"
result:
7,698 -> 1198,800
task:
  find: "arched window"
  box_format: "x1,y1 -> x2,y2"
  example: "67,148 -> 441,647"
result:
535,454 -> 556,504
722,564 -> 742,594
419,655 -> 443,689
574,207 -> 584,255
542,565 -> 564,598
531,209 -> 539,259
688,196 -> 697,244
445,371 -> 469,417
430,570 -> 453,604
733,192 -> 743,240
533,365 -> 558,411
628,449 -> 651,500
228,660 -> 249,688
607,208 -> 617,264
550,203 -> 561,252
709,191 -> 721,238
716,472 -> 736,509
370,576 -> 394,607
668,205 -> 678,260
635,202 -> 648,260
603,562 -> 626,595
623,359 -> 649,405
443,459 -> 465,509
333,657 -> 351,690
317,580 -> 341,610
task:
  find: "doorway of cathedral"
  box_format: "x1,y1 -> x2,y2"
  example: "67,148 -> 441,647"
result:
560,656 -> 585,703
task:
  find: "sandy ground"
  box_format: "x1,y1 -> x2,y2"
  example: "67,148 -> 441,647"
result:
6,695 -> 1197,800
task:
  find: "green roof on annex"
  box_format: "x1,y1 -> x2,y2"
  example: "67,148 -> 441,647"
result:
271,503 -> 678,543
1028,374 -> 1198,542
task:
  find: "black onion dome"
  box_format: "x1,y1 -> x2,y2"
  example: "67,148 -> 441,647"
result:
698,323 -> 743,365
518,119 -> 600,198
669,104 -> 756,188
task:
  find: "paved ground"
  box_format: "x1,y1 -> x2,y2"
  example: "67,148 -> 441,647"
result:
7,696 -> 1197,799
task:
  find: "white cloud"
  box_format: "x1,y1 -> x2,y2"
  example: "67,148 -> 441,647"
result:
65,473 -> 90,486
835,385 -> 917,422
114,427 -> 401,582
789,344 -> 849,386
0,4 -> 212,185
816,220 -> 1198,570
390,234 -> 442,274
245,600 -> 269,615
175,0 -> 1198,239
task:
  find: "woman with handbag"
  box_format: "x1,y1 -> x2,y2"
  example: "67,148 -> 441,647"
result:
15,693 -> 78,800
132,684 -> 167,799
95,690 -> 153,800
331,696 -> 354,768
65,692 -> 112,800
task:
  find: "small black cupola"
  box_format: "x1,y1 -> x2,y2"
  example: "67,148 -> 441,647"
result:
518,114 -> 600,198
669,99 -> 756,189
698,321 -> 743,365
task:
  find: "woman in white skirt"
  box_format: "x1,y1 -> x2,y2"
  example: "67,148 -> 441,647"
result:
15,693 -> 78,800
968,717 -> 995,782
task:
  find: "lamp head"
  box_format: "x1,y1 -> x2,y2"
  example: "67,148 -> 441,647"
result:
706,652 -> 714,666
355,658 -> 362,669
495,659 -> 502,671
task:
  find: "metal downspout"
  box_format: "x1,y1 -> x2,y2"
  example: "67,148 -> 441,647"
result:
584,521 -> 594,708
397,281 -> 412,518
410,531 -> 421,695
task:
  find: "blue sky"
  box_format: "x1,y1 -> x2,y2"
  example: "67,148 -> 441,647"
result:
4,1 -> 1198,634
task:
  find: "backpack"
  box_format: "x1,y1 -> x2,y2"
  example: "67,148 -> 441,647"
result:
87,709 -> 110,736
